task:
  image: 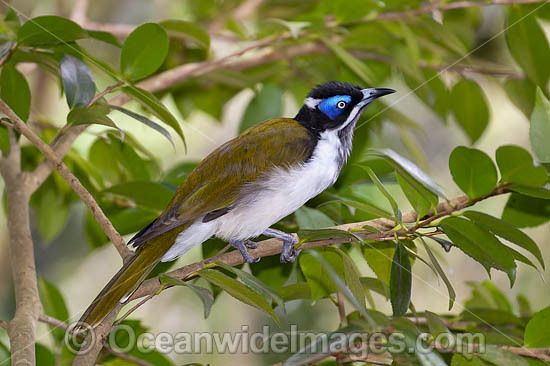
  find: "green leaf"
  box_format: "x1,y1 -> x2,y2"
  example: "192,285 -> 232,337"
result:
463,211 -> 544,269
297,228 -> 362,244
267,19 -> 310,39
329,247 -> 365,308
367,149 -> 446,199
0,340 -> 10,365
306,249 -> 374,325
425,310 -> 451,338
509,185 -> 550,199
397,172 -> 432,219
299,249 -> 343,302
277,283 -> 311,302
450,80 -> 490,143
295,206 -> 335,229
249,255 -> 292,289
103,181 -> 173,211
60,54 -> 96,109
120,23 -> 169,80
214,262 -> 286,313
0,126 -> 10,155
504,78 -> 536,117
159,20 -> 210,50
496,145 -> 547,186
67,105 -> 124,140
122,86 -> 185,147
502,193 -> 550,228
110,207 -> 159,236
524,306 -> 550,347
451,354 -> 491,366
517,294 -> 532,317
359,276 -> 389,299
0,63 -> 30,121
110,105 -> 174,148
440,217 -> 517,285
322,39 -> 376,84
449,146 -> 497,199
530,88 -> 550,163
362,241 -> 395,285
361,165 -> 401,221
159,274 -> 214,318
86,30 -> 122,47
390,241 -> 412,317
17,15 -> 87,45
239,84 -> 283,133
506,6 -> 550,88
36,344 -> 55,366
38,277 -> 69,344
478,345 -> 529,366
197,269 -> 280,326
283,325 -> 364,366
323,193 -> 393,219
420,239 -> 456,310
35,184 -> 69,244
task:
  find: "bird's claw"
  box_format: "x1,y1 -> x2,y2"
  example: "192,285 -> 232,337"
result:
244,240 -> 258,249
280,239 -> 301,263
230,239 -> 260,263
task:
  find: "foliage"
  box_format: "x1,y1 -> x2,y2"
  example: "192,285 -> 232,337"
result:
1,0 -> 550,365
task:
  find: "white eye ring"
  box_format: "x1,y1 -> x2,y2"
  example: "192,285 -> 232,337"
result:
337,101 -> 347,109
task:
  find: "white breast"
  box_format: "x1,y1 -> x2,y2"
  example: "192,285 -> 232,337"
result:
162,130 -> 346,262
214,130 -> 343,241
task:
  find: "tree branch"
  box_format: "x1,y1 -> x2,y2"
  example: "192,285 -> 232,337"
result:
0,128 -> 41,365
0,99 -> 132,261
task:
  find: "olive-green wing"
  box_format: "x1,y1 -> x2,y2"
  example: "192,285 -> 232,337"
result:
129,118 -> 314,248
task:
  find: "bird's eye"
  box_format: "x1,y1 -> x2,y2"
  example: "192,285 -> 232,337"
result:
337,101 -> 347,109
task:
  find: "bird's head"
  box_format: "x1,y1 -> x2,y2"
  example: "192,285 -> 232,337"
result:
295,81 -> 395,134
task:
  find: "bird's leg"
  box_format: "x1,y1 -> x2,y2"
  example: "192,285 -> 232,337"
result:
230,239 -> 260,263
263,228 -> 300,263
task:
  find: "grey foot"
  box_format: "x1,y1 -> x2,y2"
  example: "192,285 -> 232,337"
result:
263,228 -> 301,263
230,239 -> 260,263
244,239 -> 258,249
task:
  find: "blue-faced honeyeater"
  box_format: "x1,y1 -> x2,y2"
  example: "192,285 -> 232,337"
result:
79,81 -> 395,328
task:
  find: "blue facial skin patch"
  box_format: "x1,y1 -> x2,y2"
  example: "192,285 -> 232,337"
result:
318,95 -> 352,120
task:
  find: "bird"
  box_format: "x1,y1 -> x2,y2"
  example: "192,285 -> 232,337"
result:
78,81 -> 395,328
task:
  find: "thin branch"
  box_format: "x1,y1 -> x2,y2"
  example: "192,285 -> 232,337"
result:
503,346 -> 550,362
38,314 -> 69,331
113,294 -> 154,328
369,0 -> 545,22
0,129 -> 41,365
70,0 -> 89,24
0,99 -> 133,261
87,81 -> 124,108
336,292 -> 347,327
209,0 -> 265,33
0,320 -> 7,330
0,42 -> 16,68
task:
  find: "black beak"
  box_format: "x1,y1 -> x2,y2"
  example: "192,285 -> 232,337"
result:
361,88 -> 396,101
